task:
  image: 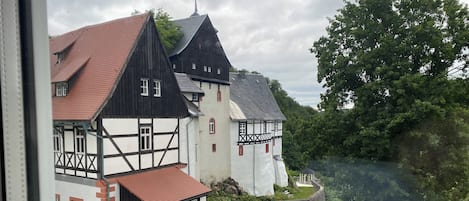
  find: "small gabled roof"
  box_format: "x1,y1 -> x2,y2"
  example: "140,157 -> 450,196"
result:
230,73 -> 286,121
174,73 -> 204,94
49,14 -> 150,120
169,14 -> 207,56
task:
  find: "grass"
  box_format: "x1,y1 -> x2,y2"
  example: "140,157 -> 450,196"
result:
274,185 -> 317,200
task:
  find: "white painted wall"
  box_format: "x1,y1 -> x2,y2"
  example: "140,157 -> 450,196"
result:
230,121 -> 275,196
102,118 -> 180,176
179,116 -> 200,180
197,81 -> 231,183
55,180 -> 101,201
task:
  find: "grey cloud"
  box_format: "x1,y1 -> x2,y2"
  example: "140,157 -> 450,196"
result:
47,0 -> 343,107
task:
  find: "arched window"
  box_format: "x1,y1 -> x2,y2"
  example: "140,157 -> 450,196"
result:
209,118 -> 216,134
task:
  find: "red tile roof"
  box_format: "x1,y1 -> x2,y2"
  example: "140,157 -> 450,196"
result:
49,14 -> 149,120
116,166 -> 211,201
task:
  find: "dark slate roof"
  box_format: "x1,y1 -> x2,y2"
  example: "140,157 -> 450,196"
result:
183,97 -> 203,117
174,73 -> 204,94
230,73 -> 286,121
169,15 -> 207,56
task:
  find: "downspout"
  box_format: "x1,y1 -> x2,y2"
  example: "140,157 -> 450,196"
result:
185,117 -> 194,176
253,144 -> 256,196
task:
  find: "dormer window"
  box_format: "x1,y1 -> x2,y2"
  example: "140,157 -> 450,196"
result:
141,78 -> 149,96
56,52 -> 65,64
55,82 -> 68,96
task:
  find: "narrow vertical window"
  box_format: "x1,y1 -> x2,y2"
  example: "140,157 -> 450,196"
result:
140,78 -> 149,96
265,143 -> 269,153
212,144 -> 216,152
172,64 -> 176,69
192,63 -> 197,70
204,66 -> 207,72
53,128 -> 61,152
208,67 -> 212,72
140,126 -> 151,151
217,68 -> 221,75
209,118 -> 216,134
153,80 -> 161,97
239,122 -> 247,135
217,85 -> 221,102
239,145 -> 244,156
263,121 -> 267,134
74,128 -> 85,154
55,82 -> 68,97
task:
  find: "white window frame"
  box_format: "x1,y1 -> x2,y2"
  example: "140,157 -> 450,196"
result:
208,66 -> 212,72
153,80 -> 161,97
192,63 -> 197,70
55,82 -> 68,97
74,128 -> 85,154
53,128 -> 62,153
209,118 -> 215,134
239,122 -> 247,135
141,78 -> 149,96
139,126 -> 152,151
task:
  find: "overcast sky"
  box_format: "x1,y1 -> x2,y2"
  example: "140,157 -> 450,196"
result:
47,0 -> 469,108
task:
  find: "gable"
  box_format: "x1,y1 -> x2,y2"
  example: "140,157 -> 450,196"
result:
101,17 -> 189,118
50,14 -> 149,120
170,15 -> 231,82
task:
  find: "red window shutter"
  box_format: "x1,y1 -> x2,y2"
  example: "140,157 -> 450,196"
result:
239,145 -> 243,156
212,144 -> 216,152
265,143 -> 269,153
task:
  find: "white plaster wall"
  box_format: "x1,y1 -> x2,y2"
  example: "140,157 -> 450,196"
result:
230,122 -> 275,196
55,180 -> 100,201
197,81 -> 231,183
179,117 -> 200,180
102,118 -> 180,176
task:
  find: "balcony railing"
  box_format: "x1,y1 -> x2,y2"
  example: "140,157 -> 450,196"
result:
238,132 -> 271,145
54,151 -> 99,177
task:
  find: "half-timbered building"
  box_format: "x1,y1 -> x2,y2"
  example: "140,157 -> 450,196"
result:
50,13 -> 210,201
169,10 -> 232,183
229,72 -> 288,196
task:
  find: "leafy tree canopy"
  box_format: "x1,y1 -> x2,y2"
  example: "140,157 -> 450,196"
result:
132,8 -> 183,52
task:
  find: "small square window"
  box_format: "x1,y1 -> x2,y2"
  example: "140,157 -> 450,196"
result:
55,82 -> 68,97
204,66 -> 207,72
212,144 -> 216,152
192,93 -> 199,102
141,78 -> 149,96
217,68 -> 221,75
154,80 -> 161,97
192,63 -> 197,70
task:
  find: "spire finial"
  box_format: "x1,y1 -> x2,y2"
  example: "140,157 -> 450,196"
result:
191,0 -> 200,17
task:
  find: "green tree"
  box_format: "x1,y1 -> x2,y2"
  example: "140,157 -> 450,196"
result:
311,0 -> 469,200
133,8 -> 183,51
